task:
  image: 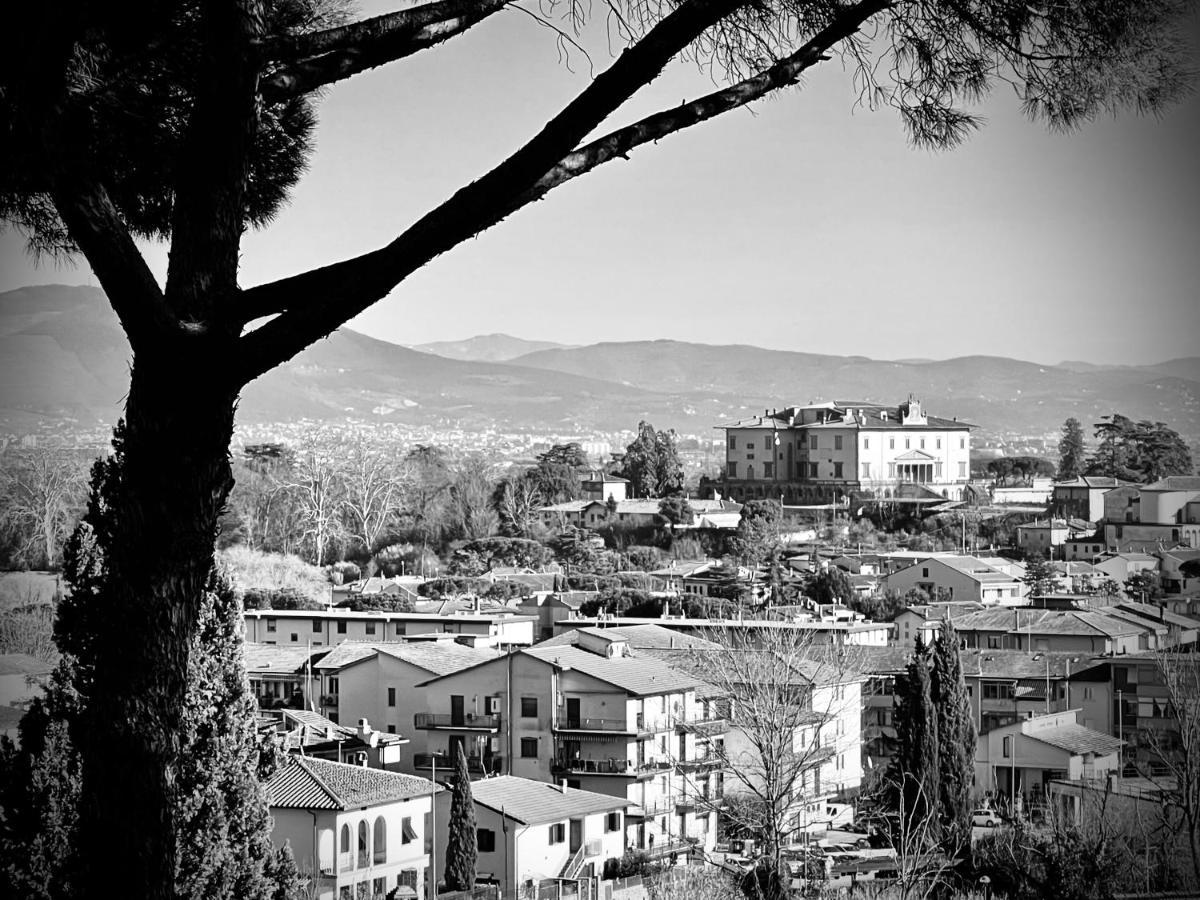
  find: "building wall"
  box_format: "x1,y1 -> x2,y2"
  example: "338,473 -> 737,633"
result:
884,560 -> 1022,605
244,611 -> 534,648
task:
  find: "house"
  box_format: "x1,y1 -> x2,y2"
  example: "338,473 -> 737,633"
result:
243,608 -> 536,649
892,602 -> 985,647
975,710 -> 1123,814
1091,553 -> 1159,586
411,634 -> 723,858
515,592 -> 596,642
1157,547 -> 1200,602
951,606 -> 1157,654
719,397 -> 975,505
1016,520 -> 1090,560
1051,476 -> 1131,523
581,471 -> 629,503
1100,477 -> 1200,552
436,776 -> 630,898
244,642 -> 326,710
553,615 -> 893,648
313,639 -> 501,762
883,555 -> 1026,606
267,755 -> 438,900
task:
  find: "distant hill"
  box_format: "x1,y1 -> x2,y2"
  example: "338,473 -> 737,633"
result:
1,286 -> 1197,440
411,333 -> 575,362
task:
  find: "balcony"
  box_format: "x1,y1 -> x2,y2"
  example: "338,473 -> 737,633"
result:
626,799 -> 675,818
674,716 -> 728,737
321,694 -> 339,707
554,708 -> 638,734
675,752 -> 725,773
552,756 -> 634,776
414,712 -> 501,731
414,752 -> 503,776
675,793 -> 718,813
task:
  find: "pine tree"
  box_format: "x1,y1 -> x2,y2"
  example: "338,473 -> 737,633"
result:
930,620 -> 975,852
1058,418 -> 1086,481
444,746 -> 478,892
1021,554 -> 1058,598
3,441 -> 294,900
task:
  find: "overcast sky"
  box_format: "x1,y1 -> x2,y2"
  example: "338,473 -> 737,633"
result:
3,4 -> 1198,366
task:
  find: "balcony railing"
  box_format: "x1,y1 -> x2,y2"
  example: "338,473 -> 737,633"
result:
553,710 -> 634,733
675,716 -> 728,736
414,752 -> 503,775
414,712 -> 501,731
627,799 -> 674,818
552,756 -> 634,776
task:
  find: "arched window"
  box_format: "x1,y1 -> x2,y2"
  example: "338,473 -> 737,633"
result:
374,816 -> 387,864
340,824 -> 352,871
358,820 -> 368,868
746,464 -> 755,481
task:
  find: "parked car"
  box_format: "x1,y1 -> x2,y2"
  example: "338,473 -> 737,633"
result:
972,808 -> 1003,827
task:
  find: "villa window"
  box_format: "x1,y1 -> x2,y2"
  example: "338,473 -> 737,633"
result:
374,817 -> 387,864
729,436 -> 736,450
834,436 -> 843,450
358,821 -> 369,868
402,817 -> 417,844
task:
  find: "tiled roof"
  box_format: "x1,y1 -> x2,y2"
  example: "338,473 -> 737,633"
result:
314,641 -> 387,671
523,644 -> 703,696
1142,476 -> 1200,491
537,625 -> 721,651
375,641 -> 502,675
469,776 -> 629,825
267,756 -> 437,810
951,607 -> 1146,638
244,643 -> 324,675
0,653 -> 54,677
1027,723 -> 1124,756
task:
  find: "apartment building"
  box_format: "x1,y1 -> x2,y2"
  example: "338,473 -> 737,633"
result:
554,615 -> 892,647
719,397 -> 974,505
1051,476 -> 1131,523
243,608 -> 536,648
951,607 -> 1157,654
410,633 -> 723,859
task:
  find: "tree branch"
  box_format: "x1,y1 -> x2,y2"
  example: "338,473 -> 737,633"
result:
261,0 -> 511,101
234,0 -> 751,380
51,178 -> 175,349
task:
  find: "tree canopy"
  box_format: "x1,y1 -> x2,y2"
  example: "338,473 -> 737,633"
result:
1086,414 -> 1194,483
619,421 -> 685,498
1058,418 -> 1086,481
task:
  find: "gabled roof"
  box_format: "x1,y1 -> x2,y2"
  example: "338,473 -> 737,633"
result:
537,624 -> 721,651
1026,723 -> 1124,757
893,449 -> 937,462
244,642 -> 325,675
267,756 -> 436,810
314,640 -> 500,675
468,776 -> 628,825
522,644 -> 703,696
1141,476 -> 1200,492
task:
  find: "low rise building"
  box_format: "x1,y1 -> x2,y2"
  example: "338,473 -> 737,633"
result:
267,756 -> 438,900
243,608 -> 536,649
883,555 -> 1026,606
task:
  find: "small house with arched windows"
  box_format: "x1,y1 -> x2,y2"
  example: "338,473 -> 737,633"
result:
268,755 -> 439,900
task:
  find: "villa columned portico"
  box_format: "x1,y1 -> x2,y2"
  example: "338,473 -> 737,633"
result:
893,450 -> 939,484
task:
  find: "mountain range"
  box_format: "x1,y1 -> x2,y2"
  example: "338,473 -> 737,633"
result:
1,285 -> 1197,440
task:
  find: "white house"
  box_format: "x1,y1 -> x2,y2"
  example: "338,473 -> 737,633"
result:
884,555 -> 1026,605
435,776 -> 629,898
267,755 -> 438,900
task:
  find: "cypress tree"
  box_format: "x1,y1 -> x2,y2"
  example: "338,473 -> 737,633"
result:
444,746 -> 479,892
2,441 -> 294,900
931,620 -> 976,850
890,636 -> 939,836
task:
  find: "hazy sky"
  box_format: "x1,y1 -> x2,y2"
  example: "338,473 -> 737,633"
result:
3,4 -> 1198,366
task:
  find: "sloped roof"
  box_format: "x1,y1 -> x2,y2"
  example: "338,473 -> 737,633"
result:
522,644 -> 703,696
537,624 -> 722,652
1027,723 -> 1124,757
469,776 -> 628,825
314,641 -> 388,671
376,641 -> 502,675
267,756 -> 436,810
244,642 -> 325,675
1142,476 -> 1200,492
952,607 -> 1146,638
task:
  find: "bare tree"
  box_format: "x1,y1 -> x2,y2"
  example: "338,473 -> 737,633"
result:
1145,650 -> 1200,889
448,455 -> 500,541
283,440 -> 348,565
668,627 -> 865,896
0,448 -> 88,569
496,474 -> 543,539
340,438 -> 409,558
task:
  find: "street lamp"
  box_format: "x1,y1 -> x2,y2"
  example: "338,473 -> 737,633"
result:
979,874 -> 992,900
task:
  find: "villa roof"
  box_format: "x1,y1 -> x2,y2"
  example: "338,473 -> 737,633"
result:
1026,723 -> 1125,757
267,756 -> 436,810
522,644 -> 703,696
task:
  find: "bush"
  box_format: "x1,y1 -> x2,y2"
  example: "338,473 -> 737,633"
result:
331,561 -> 361,584
219,546 -> 331,607
242,586 -> 325,610
482,581 -> 531,601
342,594 -> 415,612
603,850 -> 655,880
418,577 -> 490,599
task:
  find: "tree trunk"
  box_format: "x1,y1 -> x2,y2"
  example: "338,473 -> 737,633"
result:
77,342 -> 238,900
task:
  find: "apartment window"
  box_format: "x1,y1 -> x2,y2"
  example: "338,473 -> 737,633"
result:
960,438 -> 966,449
936,438 -> 942,449
477,829 -> 496,852
365,622 -> 376,635
764,462 -> 774,478
1002,736 -> 1012,759
958,462 -> 967,478
266,618 -> 276,633
606,812 -> 621,833
521,697 -> 538,718
922,568 -> 929,578
548,823 -> 566,845
387,724 -> 396,734
328,677 -> 339,694
987,636 -> 1002,649
727,462 -> 737,478
834,436 -> 843,450
387,687 -> 396,707
888,438 -> 895,450
401,817 -> 417,844
1083,687 -> 1094,700
863,437 -> 870,449
833,462 -> 843,479
837,754 -> 845,770
395,622 -> 405,636
373,879 -> 385,898
920,438 -> 926,449
810,435 -> 818,450
290,633 -> 298,642
312,619 -> 322,633
337,621 -> 347,634
746,441 -> 755,450
905,439 -> 911,449
521,738 -> 538,758
728,435 -> 736,450
862,463 -> 871,478
809,463 -> 819,478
